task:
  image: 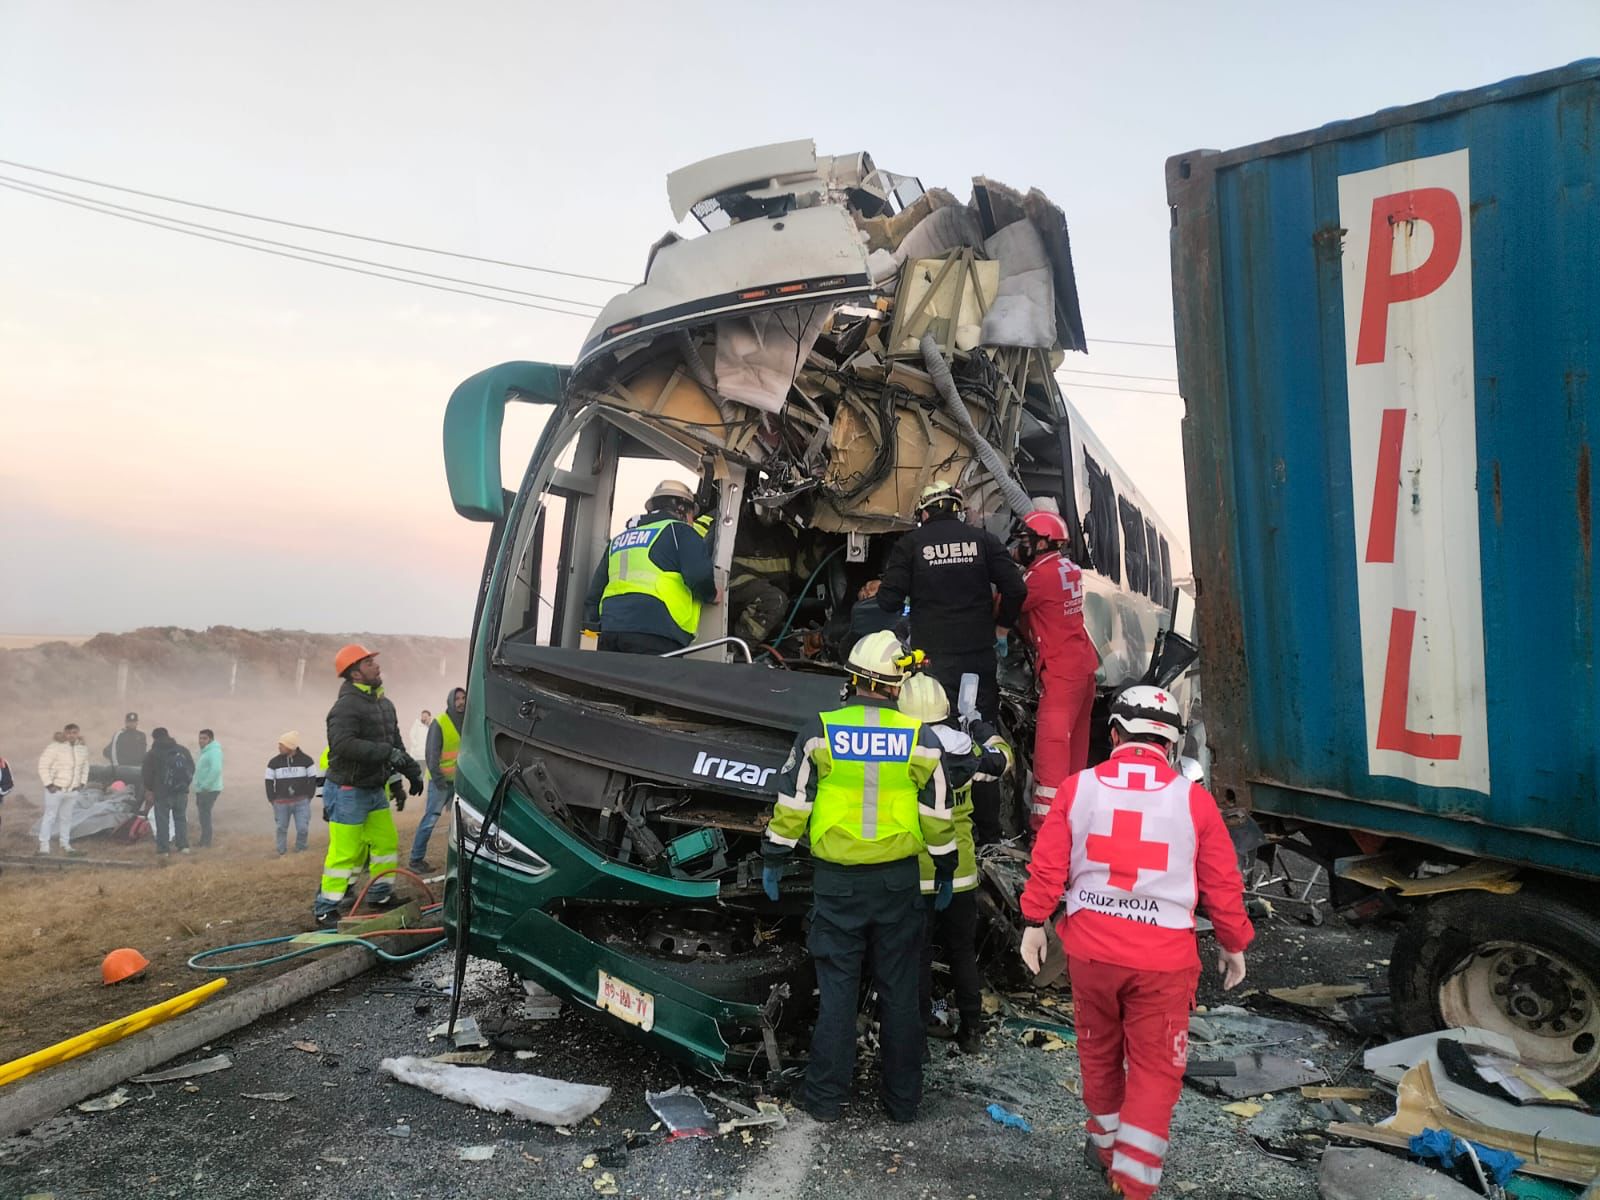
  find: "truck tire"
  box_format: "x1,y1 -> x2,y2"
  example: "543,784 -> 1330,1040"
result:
1389,888 -> 1600,1097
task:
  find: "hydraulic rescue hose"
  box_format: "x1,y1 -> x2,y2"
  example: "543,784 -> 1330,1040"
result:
919,333 -> 1036,519
766,544 -> 845,653
186,870 -> 447,972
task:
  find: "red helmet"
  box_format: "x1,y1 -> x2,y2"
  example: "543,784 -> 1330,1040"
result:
1022,510 -> 1070,542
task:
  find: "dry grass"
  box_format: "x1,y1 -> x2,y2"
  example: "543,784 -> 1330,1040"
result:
0,802 -> 443,1063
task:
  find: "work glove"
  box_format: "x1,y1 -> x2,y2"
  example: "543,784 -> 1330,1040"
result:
389,779 -> 407,811
969,719 -> 997,744
933,878 -> 954,912
386,747 -> 411,771
406,770 -> 425,797
1020,924 -> 1048,975
761,860 -> 783,902
321,805 -> 332,823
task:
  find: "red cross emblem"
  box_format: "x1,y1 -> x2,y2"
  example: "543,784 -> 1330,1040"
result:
1084,809 -> 1170,890
1154,691 -> 1168,704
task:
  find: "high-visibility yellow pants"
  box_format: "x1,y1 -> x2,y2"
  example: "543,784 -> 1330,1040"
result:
315,785 -> 398,917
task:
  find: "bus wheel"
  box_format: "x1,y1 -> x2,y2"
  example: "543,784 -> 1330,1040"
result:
1389,889 -> 1600,1097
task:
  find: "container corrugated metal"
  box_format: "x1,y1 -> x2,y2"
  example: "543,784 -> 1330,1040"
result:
1168,61 -> 1600,877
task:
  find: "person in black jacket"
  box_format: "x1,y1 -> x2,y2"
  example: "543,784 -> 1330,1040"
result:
265,731 -> 318,855
105,712 -> 148,768
876,481 -> 1026,843
314,645 -> 423,927
141,727 -> 194,856
583,479 -> 718,654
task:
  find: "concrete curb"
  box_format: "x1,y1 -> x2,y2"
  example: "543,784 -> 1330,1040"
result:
0,945 -> 428,1139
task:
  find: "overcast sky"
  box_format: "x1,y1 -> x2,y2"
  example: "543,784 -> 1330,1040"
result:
1,1 -> 1591,636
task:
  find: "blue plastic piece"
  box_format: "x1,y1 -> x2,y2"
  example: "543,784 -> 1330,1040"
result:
986,1103 -> 1032,1132
1408,1128 -> 1523,1185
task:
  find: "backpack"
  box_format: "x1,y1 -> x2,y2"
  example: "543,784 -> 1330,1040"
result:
163,745 -> 195,794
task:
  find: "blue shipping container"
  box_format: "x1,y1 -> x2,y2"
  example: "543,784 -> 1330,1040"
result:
1167,61 -> 1599,878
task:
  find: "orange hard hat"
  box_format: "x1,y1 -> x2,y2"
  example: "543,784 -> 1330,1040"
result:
102,947 -> 150,986
333,643 -> 378,677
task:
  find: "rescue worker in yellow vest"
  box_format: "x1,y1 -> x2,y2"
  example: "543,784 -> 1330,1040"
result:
763,631 -> 958,1124
898,672 -> 1013,1054
314,645 -> 422,928
583,479 -> 719,655
409,685 -> 464,873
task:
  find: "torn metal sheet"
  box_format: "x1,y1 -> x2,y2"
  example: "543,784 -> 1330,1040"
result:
130,1053 -> 232,1083
1336,854 -> 1523,895
1381,1061 -> 1600,1171
1199,1052 -> 1329,1099
646,1085 -> 716,1138
1318,1147 -> 1482,1200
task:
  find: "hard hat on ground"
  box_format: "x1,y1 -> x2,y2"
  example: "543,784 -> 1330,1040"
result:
897,673 -> 950,723
647,479 -> 696,508
916,481 -> 964,514
334,644 -> 378,677
1022,510 -> 1070,542
847,631 -> 909,687
102,947 -> 150,986
1110,684 -> 1184,744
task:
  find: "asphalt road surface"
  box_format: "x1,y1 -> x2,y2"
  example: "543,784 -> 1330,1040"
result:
0,890 -> 1398,1200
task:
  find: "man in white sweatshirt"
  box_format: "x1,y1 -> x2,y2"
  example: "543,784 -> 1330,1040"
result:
38,723 -> 90,856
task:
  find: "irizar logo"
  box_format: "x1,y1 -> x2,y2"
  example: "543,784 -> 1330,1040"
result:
830,727 -> 913,761
922,540 -> 978,565
692,750 -> 775,788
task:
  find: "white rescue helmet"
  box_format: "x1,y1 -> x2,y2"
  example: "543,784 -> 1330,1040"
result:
647,478 -> 697,510
1109,684 -> 1184,744
897,673 -> 950,723
916,480 -> 964,516
847,630 -> 908,687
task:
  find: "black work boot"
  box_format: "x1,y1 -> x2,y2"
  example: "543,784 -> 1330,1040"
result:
956,1013 -> 984,1054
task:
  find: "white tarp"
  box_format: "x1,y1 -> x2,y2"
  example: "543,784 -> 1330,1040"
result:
379,1056 -> 610,1126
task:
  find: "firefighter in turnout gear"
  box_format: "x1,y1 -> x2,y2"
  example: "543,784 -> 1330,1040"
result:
583,478 -> 718,654
898,672 -> 1012,1054
876,481 -> 1026,844
314,645 -> 424,927
1015,508 -> 1102,831
764,631 -> 957,1124
1018,686 -> 1253,1199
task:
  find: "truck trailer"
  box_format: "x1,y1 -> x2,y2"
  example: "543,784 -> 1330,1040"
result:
1168,60 -> 1600,1091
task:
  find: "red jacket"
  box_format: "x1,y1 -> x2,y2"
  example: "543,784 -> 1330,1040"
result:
1020,741 -> 1253,971
1019,551 -> 1100,678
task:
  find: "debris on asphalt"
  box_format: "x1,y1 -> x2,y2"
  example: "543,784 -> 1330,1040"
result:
1222,1101 -> 1265,1119
380,1056 -> 610,1126
291,1040 -> 319,1054
75,1088 -> 130,1113
1266,983 -> 1369,1009
1317,1146 -> 1481,1200
456,1145 -> 496,1161
453,1016 -> 489,1048
1409,1127 -> 1523,1187
1188,1006 -> 1320,1047
710,1091 -> 788,1134
1190,1052 -> 1328,1099
1435,1038 -> 1587,1109
427,1049 -> 496,1065
130,1053 -> 233,1083
240,1093 -> 295,1102
1301,1086 -> 1375,1101
646,1085 -> 717,1138
592,1171 -> 619,1195
985,1103 -> 1032,1132
381,1124 -> 411,1139
518,980 -> 563,1021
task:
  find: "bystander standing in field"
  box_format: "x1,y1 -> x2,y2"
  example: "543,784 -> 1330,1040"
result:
104,712 -> 147,768
142,728 -> 195,856
265,732 -> 317,855
0,750 -> 13,840
193,729 -> 224,848
38,724 -> 89,857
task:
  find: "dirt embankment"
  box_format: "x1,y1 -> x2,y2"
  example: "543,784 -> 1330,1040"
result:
0,625 -> 469,802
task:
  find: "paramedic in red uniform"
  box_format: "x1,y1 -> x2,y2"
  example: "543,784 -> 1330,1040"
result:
1018,686 -> 1252,1200
1014,510 -> 1101,831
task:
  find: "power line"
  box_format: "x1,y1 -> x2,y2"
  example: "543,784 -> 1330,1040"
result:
0,173 -> 604,309
0,155 -> 637,287
0,179 -> 598,318
1058,378 -> 1181,396
1089,336 -> 1176,350
1059,367 -> 1178,384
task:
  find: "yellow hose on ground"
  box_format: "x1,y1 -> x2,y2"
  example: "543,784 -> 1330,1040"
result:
0,977 -> 228,1087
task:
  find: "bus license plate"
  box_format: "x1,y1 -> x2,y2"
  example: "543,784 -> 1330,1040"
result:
596,969 -> 655,1032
